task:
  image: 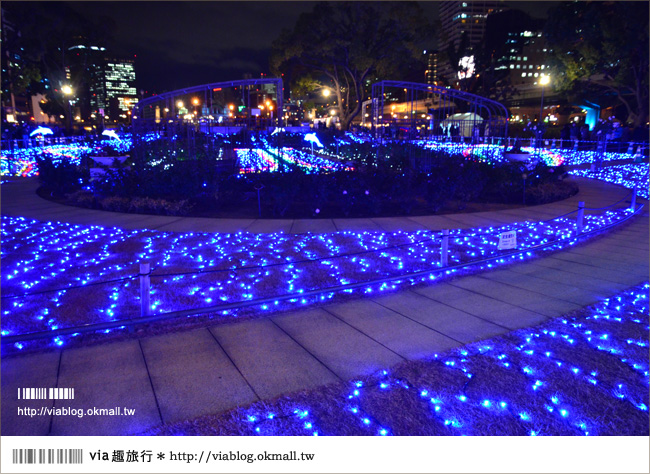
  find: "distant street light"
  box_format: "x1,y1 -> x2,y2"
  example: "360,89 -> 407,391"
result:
62,85 -> 74,135
539,74 -> 550,124
322,88 -> 331,97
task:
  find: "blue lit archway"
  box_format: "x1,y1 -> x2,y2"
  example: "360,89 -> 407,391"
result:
133,77 -> 284,133
370,81 -> 508,139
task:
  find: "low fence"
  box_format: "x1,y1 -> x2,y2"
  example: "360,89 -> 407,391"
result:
1,187 -> 642,345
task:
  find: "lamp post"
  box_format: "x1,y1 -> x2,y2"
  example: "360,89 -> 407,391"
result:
192,97 -> 200,117
539,74 -> 550,125
61,84 -> 74,136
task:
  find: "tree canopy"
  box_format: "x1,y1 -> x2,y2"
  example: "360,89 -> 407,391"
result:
544,1 -> 649,127
270,1 -> 429,130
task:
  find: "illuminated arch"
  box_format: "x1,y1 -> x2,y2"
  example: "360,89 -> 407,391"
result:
370,80 -> 508,139
133,77 -> 284,130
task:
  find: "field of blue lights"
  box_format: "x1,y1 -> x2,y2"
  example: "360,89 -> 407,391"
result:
1,137 -> 133,177
146,282 -> 649,436
235,147 -> 353,174
570,163 -> 649,200
0,205 -> 637,349
413,140 -> 640,167
2,133 -> 643,177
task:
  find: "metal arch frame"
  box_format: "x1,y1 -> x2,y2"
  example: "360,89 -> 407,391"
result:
371,80 -> 508,138
133,77 -> 284,126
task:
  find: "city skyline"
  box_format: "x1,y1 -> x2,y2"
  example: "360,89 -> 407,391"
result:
62,1 -> 558,93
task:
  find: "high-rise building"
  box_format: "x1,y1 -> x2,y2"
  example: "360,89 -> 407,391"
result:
103,59 -> 138,116
424,51 -> 439,86
67,41 -> 137,122
67,41 -> 108,120
482,9 -> 554,121
1,6 -> 31,123
438,1 -> 507,83
485,9 -> 548,89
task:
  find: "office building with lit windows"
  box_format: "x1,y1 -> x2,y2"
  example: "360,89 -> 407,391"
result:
424,51 -> 439,86
482,9 -> 555,122
103,59 -> 138,115
67,40 -> 137,122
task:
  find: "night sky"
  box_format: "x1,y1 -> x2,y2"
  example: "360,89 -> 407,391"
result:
62,1 -> 558,94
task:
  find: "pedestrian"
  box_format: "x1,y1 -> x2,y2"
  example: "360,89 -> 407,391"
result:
559,123 -> 569,149
579,124 -> 590,149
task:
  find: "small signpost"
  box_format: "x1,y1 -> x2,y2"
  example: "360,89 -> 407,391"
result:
498,231 -> 517,250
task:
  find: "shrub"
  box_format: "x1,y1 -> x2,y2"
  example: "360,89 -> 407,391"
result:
129,197 -> 167,215
65,190 -> 96,208
163,199 -> 194,216
123,196 -> 194,216
525,181 -> 579,205
36,155 -> 86,196
100,196 -> 131,212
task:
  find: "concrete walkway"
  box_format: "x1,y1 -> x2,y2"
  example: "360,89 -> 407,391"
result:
1,176 -> 648,435
0,176 -> 633,233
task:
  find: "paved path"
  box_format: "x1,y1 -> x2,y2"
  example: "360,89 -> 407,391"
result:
1,176 -> 648,435
0,176 -> 633,233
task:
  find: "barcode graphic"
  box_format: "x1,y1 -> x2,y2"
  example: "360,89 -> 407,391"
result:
12,449 -> 83,464
17,388 -> 74,400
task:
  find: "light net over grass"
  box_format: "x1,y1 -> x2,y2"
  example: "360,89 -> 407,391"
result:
0,133 -> 161,177
143,282 -> 649,436
3,131 -> 642,178
570,163 -> 649,200
235,147 -> 353,174
1,205 -> 636,349
412,140 -> 640,167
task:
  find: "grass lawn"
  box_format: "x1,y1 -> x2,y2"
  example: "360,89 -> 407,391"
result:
141,282 -> 649,436
1,208 -> 634,351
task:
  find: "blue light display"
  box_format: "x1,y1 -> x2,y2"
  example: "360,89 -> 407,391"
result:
0,133 -> 158,177
570,163 -> 649,200
0,203 -> 637,348
235,283 -> 648,436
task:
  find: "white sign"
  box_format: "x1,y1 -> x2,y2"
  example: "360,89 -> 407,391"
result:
498,231 -> 517,250
251,108 -> 261,116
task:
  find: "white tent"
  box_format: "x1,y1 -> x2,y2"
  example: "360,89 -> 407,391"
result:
441,112 -> 484,137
